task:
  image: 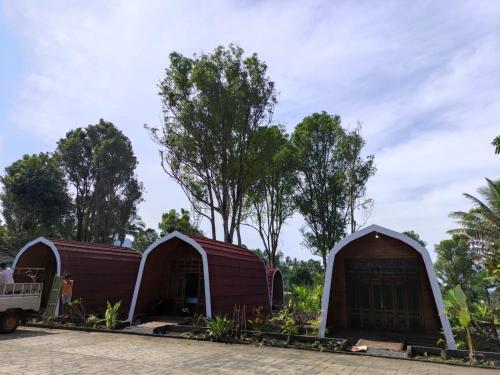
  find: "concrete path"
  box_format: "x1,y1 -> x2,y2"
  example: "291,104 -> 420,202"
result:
0,327 -> 495,374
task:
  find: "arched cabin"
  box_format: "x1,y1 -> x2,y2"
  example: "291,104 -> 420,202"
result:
14,237 -> 141,316
128,232 -> 270,321
319,225 -> 456,349
266,267 -> 284,310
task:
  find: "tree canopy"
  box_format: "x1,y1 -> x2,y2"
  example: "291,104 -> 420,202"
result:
292,112 -> 375,269
246,125 -> 297,267
148,44 -> 277,244
450,178 -> 500,280
57,119 -> 143,244
132,228 -> 159,252
402,230 -> 427,247
0,153 -> 72,248
434,235 -> 490,303
158,208 -> 203,236
493,135 -> 500,154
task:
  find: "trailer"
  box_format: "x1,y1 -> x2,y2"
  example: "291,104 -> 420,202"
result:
0,282 -> 42,333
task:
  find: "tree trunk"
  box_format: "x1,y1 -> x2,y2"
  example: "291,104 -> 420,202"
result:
236,224 -> 242,246
207,181 -> 216,240
222,213 -> 231,243
210,207 -> 216,240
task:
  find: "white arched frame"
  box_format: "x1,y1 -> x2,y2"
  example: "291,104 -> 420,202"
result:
13,237 -> 62,317
318,224 -> 456,350
127,231 -> 212,322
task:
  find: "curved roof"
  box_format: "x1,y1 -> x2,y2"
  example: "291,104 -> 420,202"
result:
185,233 -> 263,262
14,237 -> 140,267
14,237 -> 142,316
48,238 -> 141,260
128,231 -> 270,321
318,224 -> 456,349
266,267 -> 282,291
266,267 -> 283,307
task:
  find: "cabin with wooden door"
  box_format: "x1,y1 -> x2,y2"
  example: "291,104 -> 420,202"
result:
128,232 -> 270,322
13,238 -> 141,316
266,267 -> 284,310
319,225 -> 456,349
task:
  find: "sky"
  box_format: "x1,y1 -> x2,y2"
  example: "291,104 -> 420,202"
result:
0,0 -> 499,260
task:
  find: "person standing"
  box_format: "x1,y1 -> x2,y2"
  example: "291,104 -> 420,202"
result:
61,274 -> 74,317
0,263 -> 14,294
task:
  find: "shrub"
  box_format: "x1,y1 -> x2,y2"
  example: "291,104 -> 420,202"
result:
270,302 -> 298,335
84,314 -> 101,328
105,300 -> 121,330
205,315 -> 233,341
191,313 -> 205,334
444,285 -> 475,359
67,298 -> 86,322
248,306 -> 266,334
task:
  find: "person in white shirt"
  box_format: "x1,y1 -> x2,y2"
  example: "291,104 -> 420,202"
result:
0,263 -> 14,293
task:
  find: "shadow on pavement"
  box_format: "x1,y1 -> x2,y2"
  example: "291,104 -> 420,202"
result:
0,328 -> 56,341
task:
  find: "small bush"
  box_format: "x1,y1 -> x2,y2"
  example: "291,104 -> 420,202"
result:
248,306 -> 266,334
84,314 -> 101,328
270,302 -> 298,335
205,315 -> 233,341
105,300 -> 121,330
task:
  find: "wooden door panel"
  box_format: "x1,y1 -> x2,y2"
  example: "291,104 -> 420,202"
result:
346,260 -> 423,332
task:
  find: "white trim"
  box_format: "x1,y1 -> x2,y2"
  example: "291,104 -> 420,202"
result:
127,231 -> 212,322
13,237 -> 62,317
271,268 -> 283,307
318,224 -> 456,349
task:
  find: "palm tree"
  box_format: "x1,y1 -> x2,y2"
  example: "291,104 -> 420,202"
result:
450,178 -> 500,281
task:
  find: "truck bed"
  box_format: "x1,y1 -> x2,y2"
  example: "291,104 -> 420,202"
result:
0,283 -> 42,312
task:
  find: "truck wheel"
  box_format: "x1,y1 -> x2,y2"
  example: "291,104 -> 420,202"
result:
0,313 -> 19,333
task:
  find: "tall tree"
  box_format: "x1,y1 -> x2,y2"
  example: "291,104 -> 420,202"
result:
0,153 -> 72,247
450,178 -> 500,280
148,44 -> 277,243
57,120 -> 143,243
158,208 -> 203,236
402,230 -> 427,247
434,235 -> 490,303
246,125 -> 297,267
344,125 -> 376,233
292,112 -> 374,269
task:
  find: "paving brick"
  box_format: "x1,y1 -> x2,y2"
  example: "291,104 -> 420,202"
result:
0,327 -> 495,374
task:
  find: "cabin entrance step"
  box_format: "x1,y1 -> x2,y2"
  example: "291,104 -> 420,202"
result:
121,321 -> 171,335
351,338 -> 406,357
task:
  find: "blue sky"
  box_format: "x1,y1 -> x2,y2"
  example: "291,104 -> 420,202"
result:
1,0 -> 499,260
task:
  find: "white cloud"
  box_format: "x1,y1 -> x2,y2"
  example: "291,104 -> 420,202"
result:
2,0 -> 500,258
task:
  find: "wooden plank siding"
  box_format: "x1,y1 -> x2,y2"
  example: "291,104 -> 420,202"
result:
15,239 -> 141,316
133,234 -> 270,320
327,233 -> 441,338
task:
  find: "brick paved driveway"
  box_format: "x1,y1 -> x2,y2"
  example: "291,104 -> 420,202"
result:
0,327 -> 495,374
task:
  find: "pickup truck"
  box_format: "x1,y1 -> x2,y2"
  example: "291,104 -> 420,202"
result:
0,282 -> 42,333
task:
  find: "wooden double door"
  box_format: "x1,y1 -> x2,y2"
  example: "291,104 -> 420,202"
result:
346,260 -> 423,332
170,258 -> 205,315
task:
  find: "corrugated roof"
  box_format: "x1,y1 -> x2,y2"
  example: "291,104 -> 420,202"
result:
48,238 -> 141,259
16,237 -> 142,315
185,233 -> 262,262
